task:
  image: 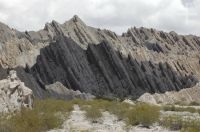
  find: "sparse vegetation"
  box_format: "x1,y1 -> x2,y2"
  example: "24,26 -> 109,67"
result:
80,100 -> 160,127
162,105 -> 199,114
0,114 -> 12,132
123,103 -> 160,127
8,108 -> 62,132
189,101 -> 200,106
132,103 -> 160,127
160,115 -> 200,131
84,106 -> 102,122
1,98 -> 200,132
0,98 -> 74,132
159,115 -> 183,130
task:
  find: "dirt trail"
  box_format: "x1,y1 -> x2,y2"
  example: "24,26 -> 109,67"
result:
48,105 -> 177,132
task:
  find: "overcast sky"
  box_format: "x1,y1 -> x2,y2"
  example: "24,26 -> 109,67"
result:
0,0 -> 199,35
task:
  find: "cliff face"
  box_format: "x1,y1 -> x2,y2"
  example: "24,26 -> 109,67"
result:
0,15 -> 200,99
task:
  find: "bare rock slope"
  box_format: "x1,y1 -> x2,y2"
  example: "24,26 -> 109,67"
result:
0,15 -> 200,99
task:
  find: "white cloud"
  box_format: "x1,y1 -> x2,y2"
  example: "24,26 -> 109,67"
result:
0,0 -> 199,35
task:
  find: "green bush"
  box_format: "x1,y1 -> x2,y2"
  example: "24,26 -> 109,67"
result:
112,103 -> 161,127
8,108 -> 62,132
125,108 -> 139,126
133,103 -> 160,127
34,98 -> 73,114
106,101 -> 131,120
0,98 -> 74,132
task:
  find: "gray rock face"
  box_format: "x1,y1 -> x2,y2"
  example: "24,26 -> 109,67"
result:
30,36 -> 197,99
0,15 -> 200,99
46,82 -> 95,100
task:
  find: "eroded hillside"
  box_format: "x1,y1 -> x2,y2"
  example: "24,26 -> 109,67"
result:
0,15 -> 200,99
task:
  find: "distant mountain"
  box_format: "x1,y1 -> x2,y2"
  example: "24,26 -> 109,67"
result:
0,15 -> 199,99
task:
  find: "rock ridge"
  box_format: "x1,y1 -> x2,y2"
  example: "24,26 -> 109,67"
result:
0,15 -> 199,99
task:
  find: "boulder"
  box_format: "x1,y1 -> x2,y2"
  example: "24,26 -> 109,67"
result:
46,82 -> 95,100
0,70 -> 33,113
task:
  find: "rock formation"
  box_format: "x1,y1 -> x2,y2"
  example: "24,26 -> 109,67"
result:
0,70 -> 33,112
46,82 -> 95,100
0,15 -> 200,100
137,83 -> 200,105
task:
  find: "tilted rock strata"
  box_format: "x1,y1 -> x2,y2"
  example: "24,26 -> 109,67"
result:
0,15 -> 199,99
30,36 -> 198,99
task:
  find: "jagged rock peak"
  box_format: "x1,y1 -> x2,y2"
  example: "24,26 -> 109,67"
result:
65,15 -> 87,26
72,15 -> 81,23
44,20 -> 60,30
51,20 -> 60,26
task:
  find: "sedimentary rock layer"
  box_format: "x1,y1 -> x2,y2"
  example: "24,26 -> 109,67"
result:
0,15 -> 199,99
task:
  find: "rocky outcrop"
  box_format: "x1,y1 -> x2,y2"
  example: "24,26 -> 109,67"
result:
46,82 -> 95,100
0,70 -> 33,112
137,82 -> 200,105
30,36 -> 198,99
0,15 -> 200,100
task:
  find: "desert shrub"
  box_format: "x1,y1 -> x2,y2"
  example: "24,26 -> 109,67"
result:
80,99 -> 133,123
84,106 -> 102,122
120,103 -> 160,127
106,101 -> 131,120
179,107 -> 196,113
162,105 -> 176,111
84,101 -> 160,127
125,108 -> 139,126
0,98 -> 162,131
0,98 -> 74,132
34,98 -> 73,114
174,101 -> 187,106
133,103 -> 160,127
162,105 -> 197,113
160,115 -> 183,130
70,98 -> 87,106
8,108 -> 62,132
75,99 -> 108,123
86,99 -> 111,110
181,127 -> 200,132
0,114 -> 12,132
189,101 -> 200,106
160,115 -> 200,131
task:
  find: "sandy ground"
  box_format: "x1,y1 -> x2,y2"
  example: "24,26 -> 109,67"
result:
48,105 -> 178,132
